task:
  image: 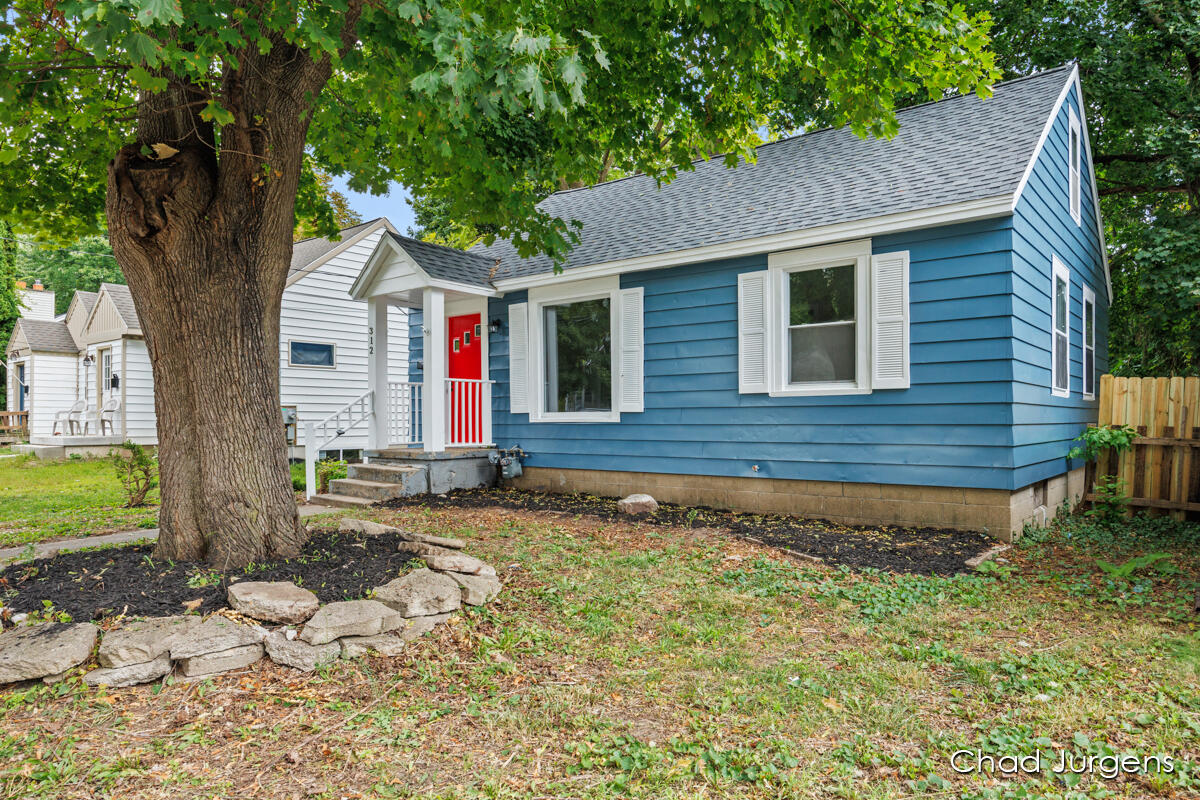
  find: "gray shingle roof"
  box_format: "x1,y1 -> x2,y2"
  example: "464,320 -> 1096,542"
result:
73,290 -> 98,317
100,283 -> 140,330
475,66 -> 1072,280
389,232 -> 496,287
290,218 -> 384,277
13,318 -> 79,353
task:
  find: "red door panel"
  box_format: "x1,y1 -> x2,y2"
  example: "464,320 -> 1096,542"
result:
448,313 -> 483,444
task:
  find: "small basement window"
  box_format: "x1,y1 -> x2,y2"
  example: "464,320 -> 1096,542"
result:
1052,258 -> 1070,397
289,340 -> 336,368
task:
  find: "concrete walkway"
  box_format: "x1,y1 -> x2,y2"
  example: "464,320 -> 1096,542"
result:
0,504 -> 337,563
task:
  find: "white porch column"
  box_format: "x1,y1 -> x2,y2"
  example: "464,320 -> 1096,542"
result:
422,287 -> 447,452
367,296 -> 389,452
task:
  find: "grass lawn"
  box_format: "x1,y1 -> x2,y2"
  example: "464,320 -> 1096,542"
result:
0,503 -> 1197,799
0,455 -> 157,548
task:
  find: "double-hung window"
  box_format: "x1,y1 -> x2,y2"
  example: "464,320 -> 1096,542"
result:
1051,257 -> 1070,397
509,275 -> 644,421
1082,285 -> 1096,400
1068,110 -> 1082,225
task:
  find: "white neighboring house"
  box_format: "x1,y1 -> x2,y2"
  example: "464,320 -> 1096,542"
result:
5,218 -> 409,458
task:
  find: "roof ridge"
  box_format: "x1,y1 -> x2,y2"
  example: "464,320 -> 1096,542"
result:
545,63 -> 1076,199
389,230 -> 494,262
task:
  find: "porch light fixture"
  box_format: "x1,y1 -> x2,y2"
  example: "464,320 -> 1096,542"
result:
489,318 -> 503,334
82,354 -> 95,366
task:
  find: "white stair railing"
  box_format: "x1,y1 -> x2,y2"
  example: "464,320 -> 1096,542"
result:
387,381 -> 423,446
445,378 -> 494,447
303,390 -> 373,499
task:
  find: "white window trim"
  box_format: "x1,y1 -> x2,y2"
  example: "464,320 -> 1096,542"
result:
1082,285 -> 1096,400
288,339 -> 338,369
1068,109 -> 1082,226
767,239 -> 872,397
527,276 -> 621,422
1051,257 -> 1070,398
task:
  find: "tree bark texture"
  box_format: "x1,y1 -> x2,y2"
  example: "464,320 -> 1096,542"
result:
104,23 -> 358,567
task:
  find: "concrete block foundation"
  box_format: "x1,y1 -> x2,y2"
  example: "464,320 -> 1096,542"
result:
509,467 -> 1088,542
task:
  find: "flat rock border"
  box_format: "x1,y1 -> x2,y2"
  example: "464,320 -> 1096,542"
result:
0,519 -> 503,687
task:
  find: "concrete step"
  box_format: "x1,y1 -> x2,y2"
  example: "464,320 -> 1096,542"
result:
348,462 -> 428,493
308,493 -> 375,509
328,478 -> 410,502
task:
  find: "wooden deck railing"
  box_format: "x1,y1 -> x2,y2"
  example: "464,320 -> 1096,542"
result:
1088,374 -> 1200,518
0,410 -> 28,433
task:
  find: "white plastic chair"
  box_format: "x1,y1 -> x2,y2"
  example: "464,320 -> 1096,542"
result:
80,397 -> 121,436
52,399 -> 86,435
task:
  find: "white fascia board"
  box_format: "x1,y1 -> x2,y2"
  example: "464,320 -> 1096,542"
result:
492,194 -> 1013,293
1010,64 -> 1112,303
288,217 -> 397,290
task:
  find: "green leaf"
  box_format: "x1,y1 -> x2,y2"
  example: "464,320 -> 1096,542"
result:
133,0 -> 183,26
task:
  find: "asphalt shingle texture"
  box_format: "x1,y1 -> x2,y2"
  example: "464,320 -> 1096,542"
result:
476,66 -> 1072,280
389,232 -> 496,287
14,319 -> 78,353
289,218 -> 383,277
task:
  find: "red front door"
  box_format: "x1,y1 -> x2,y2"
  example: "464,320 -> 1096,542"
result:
447,313 -> 483,444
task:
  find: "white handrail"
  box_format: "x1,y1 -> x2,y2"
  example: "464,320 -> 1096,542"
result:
304,389 -> 373,499
444,378 -> 494,447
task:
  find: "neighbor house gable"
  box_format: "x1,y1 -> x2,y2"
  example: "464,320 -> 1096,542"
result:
81,284 -> 141,345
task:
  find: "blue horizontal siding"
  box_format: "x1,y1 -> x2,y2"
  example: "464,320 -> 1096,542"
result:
491,217 -> 1031,490
1009,82 -> 1109,485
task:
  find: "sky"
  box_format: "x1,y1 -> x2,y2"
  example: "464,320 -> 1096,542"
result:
331,176 -> 418,234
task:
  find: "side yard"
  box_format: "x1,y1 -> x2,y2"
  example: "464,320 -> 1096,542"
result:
0,455 -> 158,549
0,498 -> 1195,799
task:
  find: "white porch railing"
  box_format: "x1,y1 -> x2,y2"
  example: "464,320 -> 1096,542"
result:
445,378 -> 493,448
387,381 -> 423,446
304,389 -> 372,499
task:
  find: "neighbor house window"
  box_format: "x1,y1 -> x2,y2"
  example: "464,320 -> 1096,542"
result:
1052,258 -> 1070,397
289,340 -> 336,368
1068,110 -> 1082,225
542,297 -> 612,415
787,264 -> 857,384
1082,286 -> 1096,399
101,349 -> 112,391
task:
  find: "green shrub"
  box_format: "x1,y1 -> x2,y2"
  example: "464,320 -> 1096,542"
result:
316,459 -> 347,493
109,441 -> 157,508
289,462 -> 305,491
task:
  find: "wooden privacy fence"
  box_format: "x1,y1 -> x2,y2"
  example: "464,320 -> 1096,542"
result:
1091,374 -> 1200,518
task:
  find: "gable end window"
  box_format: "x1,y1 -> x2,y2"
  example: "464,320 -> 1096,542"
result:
1051,257 -> 1070,397
289,340 -> 336,368
1068,110 -> 1082,225
1082,285 -> 1096,400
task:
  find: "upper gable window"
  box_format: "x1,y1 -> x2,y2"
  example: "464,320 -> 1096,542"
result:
1068,110 -> 1082,225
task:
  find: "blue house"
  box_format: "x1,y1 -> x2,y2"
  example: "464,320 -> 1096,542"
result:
339,64 -> 1108,541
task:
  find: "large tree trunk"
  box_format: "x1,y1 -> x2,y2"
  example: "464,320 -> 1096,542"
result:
103,32 -> 351,567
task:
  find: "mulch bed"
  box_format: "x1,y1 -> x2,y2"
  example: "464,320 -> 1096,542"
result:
384,488 -> 994,576
0,528 -> 418,622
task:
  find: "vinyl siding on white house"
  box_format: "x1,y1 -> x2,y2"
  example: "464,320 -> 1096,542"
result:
122,338 -> 156,444
279,227 -> 409,455
28,352 -> 78,437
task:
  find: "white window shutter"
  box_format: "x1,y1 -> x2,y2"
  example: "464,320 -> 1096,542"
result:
871,251 -> 910,389
617,287 -> 644,413
508,302 -> 529,413
737,270 -> 770,393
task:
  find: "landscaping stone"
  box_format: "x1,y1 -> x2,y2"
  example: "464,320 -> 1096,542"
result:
170,616 -> 266,660
339,633 -> 408,659
400,532 -> 466,550
395,540 -> 457,558
85,653 -> 172,687
0,622 -> 99,684
617,493 -> 659,514
98,615 -> 201,668
373,569 -> 461,617
423,552 -> 497,577
227,581 -> 319,624
300,600 -> 403,645
177,643 -> 264,677
338,518 -> 394,536
446,572 -> 502,606
263,630 -> 340,672
395,611 -> 453,642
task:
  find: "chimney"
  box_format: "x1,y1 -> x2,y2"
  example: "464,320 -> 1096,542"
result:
32,280 -> 43,291
15,280 -> 26,289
